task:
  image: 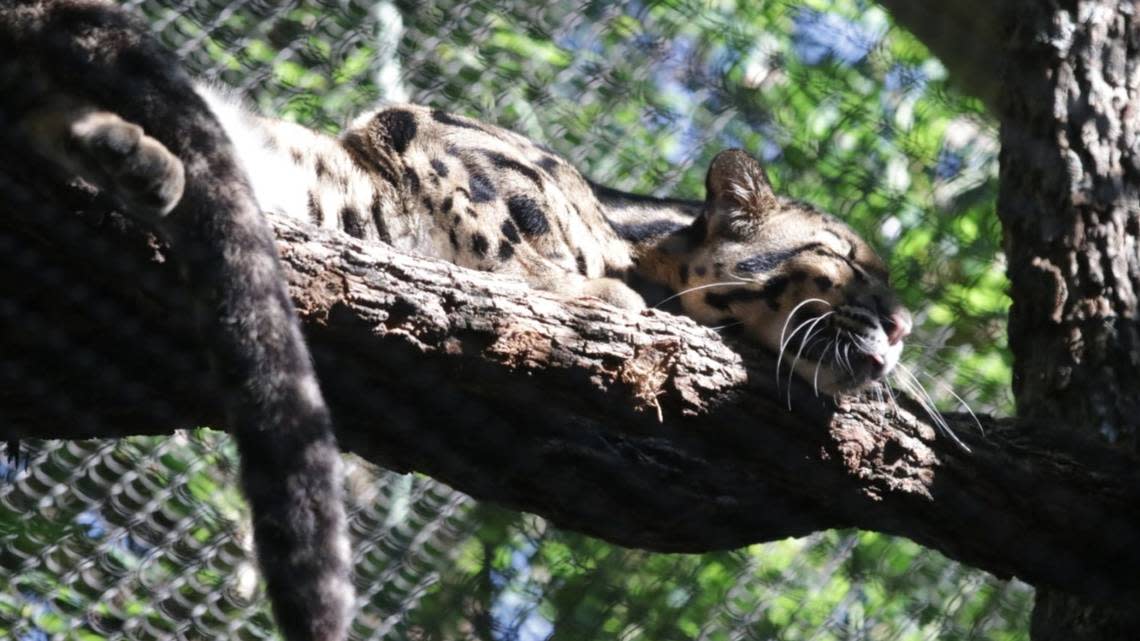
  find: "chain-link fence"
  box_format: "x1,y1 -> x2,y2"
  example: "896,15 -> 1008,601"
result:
2,1 -> 1030,639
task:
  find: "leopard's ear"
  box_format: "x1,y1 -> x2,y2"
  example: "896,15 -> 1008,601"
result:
703,149 -> 777,238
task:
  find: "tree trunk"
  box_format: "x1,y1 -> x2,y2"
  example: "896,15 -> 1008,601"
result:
998,1 -> 1140,637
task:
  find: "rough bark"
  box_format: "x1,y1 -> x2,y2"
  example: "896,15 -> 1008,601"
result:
998,1 -> 1140,637
1,167 -> 1139,607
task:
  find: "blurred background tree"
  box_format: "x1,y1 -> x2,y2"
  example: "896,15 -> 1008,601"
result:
0,0 -> 1030,639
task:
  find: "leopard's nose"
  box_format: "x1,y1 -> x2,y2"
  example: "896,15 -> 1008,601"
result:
883,309 -> 912,346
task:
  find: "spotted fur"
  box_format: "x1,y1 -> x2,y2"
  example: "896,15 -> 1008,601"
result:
207,97 -> 911,393
1,3 -> 353,641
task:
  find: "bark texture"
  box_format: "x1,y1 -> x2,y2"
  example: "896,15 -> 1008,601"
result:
998,1 -> 1140,637
1,165 -> 1139,607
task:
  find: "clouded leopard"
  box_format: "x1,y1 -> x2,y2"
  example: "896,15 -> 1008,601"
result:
5,2 -> 912,640
202,92 -> 912,394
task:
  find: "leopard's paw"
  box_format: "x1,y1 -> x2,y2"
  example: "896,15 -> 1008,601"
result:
68,111 -> 185,219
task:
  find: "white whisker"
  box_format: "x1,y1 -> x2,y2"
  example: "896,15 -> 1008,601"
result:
911,367 -> 985,437
943,387 -> 985,437
652,279 -> 750,309
781,315 -> 822,353
883,378 -> 899,413
872,383 -> 887,424
710,320 -> 744,332
894,364 -> 972,453
894,367 -> 944,431
892,372 -> 936,427
778,299 -> 832,352
776,304 -> 831,388
786,312 -> 833,409
779,315 -> 822,403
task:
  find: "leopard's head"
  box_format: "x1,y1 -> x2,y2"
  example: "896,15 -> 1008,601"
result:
667,149 -> 910,394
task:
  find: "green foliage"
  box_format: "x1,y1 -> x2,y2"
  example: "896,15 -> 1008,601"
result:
403,518 -> 1031,641
0,434 -> 278,640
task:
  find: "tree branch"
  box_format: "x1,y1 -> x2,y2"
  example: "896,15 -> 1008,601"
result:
876,0 -> 1019,112
1,168 -> 1138,604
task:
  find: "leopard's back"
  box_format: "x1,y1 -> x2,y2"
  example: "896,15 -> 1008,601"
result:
213,92 -> 647,307
342,105 -> 634,281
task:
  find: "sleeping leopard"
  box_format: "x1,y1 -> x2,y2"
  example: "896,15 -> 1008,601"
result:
28,85 -> 914,396
201,89 -> 913,393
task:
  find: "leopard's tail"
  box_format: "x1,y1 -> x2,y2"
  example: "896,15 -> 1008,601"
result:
0,2 -> 354,640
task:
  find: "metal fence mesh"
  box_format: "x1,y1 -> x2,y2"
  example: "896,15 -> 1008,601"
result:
2,1 -> 1030,640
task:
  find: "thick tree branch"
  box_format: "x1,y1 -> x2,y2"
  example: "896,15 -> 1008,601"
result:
1,170 -> 1139,605
876,0 -> 1020,111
